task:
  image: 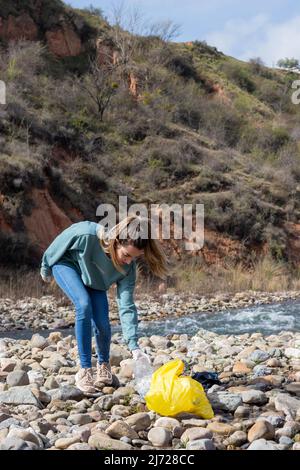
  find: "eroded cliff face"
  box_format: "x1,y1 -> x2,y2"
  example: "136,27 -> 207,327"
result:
23,188 -> 72,252
0,177 -> 250,267
0,1 -> 84,57
0,13 -> 38,41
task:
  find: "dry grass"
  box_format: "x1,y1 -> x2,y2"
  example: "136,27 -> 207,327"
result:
174,255 -> 300,295
0,268 -> 64,300
0,267 -> 159,301
1,255 -> 300,300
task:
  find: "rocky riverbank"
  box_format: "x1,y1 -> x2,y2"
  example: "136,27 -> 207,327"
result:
1,290 -> 300,331
0,328 -> 299,450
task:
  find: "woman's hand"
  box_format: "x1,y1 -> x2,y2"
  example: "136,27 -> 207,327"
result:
41,274 -> 52,283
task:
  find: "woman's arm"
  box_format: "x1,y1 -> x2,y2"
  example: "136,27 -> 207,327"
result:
116,262 -> 139,351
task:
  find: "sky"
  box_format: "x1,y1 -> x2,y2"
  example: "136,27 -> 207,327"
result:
66,0 -> 300,66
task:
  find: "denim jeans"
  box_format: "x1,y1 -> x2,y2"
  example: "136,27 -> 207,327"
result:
52,264 -> 111,368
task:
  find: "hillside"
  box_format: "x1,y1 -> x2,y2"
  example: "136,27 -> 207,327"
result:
1,0 -> 300,291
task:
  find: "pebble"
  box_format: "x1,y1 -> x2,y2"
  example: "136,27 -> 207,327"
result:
186,439 -> 216,450
181,427 -> 213,443
6,371 -> 29,387
148,427 -> 172,447
248,420 -> 275,442
247,439 -> 282,450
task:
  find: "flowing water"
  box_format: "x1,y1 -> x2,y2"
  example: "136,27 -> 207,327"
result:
0,299 -> 299,340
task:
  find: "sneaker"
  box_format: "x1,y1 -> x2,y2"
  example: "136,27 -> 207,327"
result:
75,368 -> 97,394
94,362 -> 113,388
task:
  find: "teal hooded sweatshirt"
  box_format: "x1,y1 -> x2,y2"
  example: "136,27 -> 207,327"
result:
40,221 -> 139,350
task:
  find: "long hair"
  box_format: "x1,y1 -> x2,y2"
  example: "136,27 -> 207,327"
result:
97,215 -> 169,278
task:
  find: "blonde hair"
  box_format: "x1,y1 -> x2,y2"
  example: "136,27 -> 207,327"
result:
98,215 -> 170,279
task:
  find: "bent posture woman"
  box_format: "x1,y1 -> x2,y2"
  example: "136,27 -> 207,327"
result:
40,215 -> 168,394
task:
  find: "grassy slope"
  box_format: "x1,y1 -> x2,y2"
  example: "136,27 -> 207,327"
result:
1,1 -> 300,277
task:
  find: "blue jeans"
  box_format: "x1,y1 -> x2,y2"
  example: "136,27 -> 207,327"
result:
52,264 -> 111,368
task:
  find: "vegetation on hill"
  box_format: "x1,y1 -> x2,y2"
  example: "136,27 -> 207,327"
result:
1,1 -> 300,292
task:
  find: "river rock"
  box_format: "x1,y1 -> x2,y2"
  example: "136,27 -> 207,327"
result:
30,334 -> 48,350
207,422 -> 235,435
125,412 -> 151,431
208,392 -> 243,412
6,427 -> 43,448
248,420 -> 275,442
66,443 -> 92,450
154,417 -> 180,431
6,371 -> 29,387
253,365 -> 273,376
110,345 -> 131,367
181,427 -> 213,443
68,413 -> 93,425
285,383 -> 300,396
284,348 -> 300,359
48,386 -> 84,402
186,439 -> 216,450
150,336 -> 171,349
234,406 -> 250,419
226,431 -> 247,447
275,422 -> 300,439
27,370 -> 44,386
0,386 -> 42,408
232,362 -> 252,374
0,437 -> 39,450
111,405 -> 131,417
44,377 -> 59,390
0,359 -> 17,372
247,439 -> 281,450
55,436 -> 81,449
241,390 -> 268,405
249,351 -> 270,363
274,394 -> 300,419
148,427 -> 172,447
88,431 -> 133,450
105,420 -> 139,440
257,413 -> 285,428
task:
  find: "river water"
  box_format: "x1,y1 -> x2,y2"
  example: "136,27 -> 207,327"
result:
0,299 -> 299,340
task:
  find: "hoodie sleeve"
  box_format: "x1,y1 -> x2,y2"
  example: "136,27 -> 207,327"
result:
40,223 -> 84,278
116,262 -> 139,351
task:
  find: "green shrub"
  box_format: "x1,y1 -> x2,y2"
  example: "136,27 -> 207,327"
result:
221,62 -> 256,93
259,126 -> 291,154
166,53 -> 198,80
204,187 -> 285,245
239,124 -> 291,156
197,98 -> 244,147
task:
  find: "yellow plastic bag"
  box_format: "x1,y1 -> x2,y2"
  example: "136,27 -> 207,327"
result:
145,359 -> 214,419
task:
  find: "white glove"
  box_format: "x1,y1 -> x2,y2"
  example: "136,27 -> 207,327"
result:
41,274 -> 52,283
132,349 -> 151,363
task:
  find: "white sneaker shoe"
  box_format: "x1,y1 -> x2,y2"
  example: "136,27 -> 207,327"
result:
94,362 -> 113,388
75,368 -> 97,394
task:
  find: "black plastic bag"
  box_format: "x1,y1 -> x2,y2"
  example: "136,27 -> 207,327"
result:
192,371 -> 221,390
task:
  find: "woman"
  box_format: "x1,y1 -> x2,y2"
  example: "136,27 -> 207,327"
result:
40,215 -> 169,394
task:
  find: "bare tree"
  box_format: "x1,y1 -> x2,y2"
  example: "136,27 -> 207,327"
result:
147,19 -> 182,42
108,1 -> 181,71
79,59 -> 119,121
109,1 -> 143,70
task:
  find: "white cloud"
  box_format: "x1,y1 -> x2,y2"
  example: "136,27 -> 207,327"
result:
243,16 -> 300,65
206,14 -> 300,66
